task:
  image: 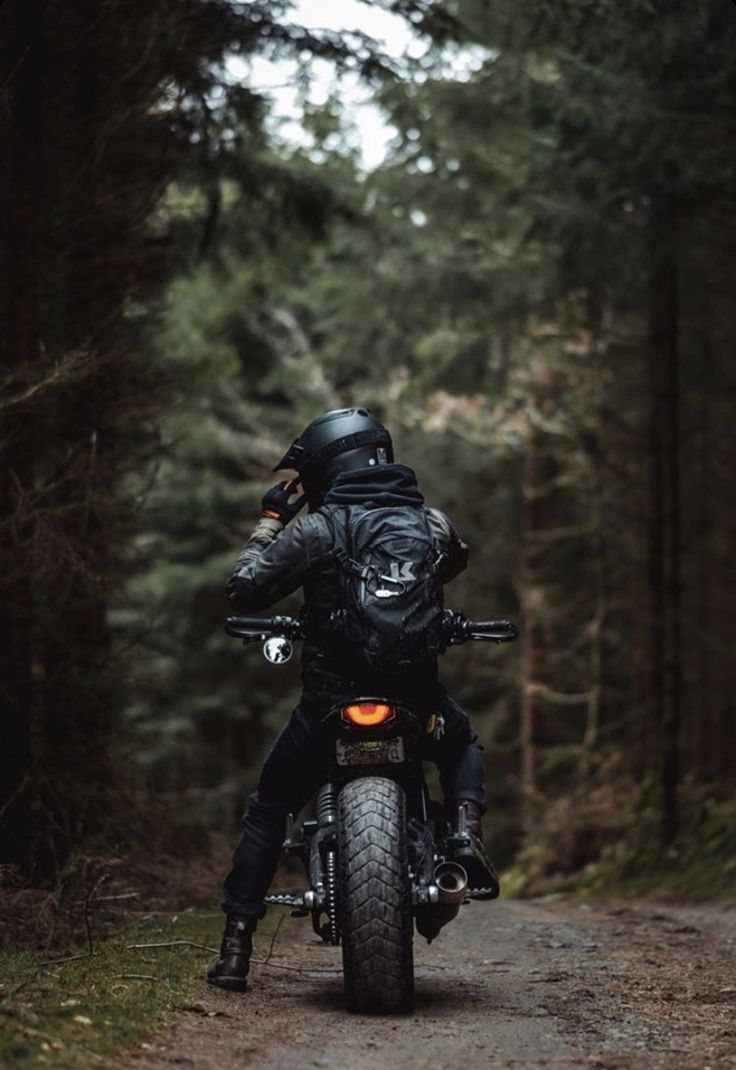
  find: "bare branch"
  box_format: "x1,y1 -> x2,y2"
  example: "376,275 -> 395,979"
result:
524,522 -> 595,543
261,912 -> 286,967
126,940 -> 219,953
527,682 -> 593,706
0,350 -> 95,412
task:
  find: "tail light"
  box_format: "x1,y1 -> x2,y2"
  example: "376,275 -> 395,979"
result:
341,702 -> 396,727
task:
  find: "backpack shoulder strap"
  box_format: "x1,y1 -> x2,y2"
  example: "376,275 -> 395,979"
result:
319,504 -> 365,578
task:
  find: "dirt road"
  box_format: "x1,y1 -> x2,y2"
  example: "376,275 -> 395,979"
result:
127,897 -> 736,1070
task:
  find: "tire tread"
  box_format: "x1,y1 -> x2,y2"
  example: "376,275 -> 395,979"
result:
338,777 -> 414,1013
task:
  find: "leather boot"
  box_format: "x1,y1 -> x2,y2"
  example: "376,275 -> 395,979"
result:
452,800 -> 500,899
207,916 -> 256,991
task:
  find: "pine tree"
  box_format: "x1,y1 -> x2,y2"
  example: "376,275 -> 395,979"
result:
0,0 -> 394,875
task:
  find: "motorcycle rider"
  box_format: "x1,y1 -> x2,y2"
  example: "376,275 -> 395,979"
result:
208,408 -> 498,991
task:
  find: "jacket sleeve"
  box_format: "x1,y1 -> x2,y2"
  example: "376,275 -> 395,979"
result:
226,512 -> 334,612
425,507 -> 469,583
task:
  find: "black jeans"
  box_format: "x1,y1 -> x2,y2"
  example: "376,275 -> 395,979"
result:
222,686 -> 485,919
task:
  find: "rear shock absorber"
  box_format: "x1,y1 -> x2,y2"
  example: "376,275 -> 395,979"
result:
316,782 -> 337,828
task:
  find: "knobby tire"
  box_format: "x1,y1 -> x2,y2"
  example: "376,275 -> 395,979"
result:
337,776 -> 414,1014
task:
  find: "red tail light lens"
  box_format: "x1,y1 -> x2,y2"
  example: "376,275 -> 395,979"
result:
341,702 -> 396,727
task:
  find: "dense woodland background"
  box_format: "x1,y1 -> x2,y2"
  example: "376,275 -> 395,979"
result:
2,0 -> 735,934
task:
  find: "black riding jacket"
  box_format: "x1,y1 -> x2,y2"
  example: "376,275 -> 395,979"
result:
227,464 -> 468,694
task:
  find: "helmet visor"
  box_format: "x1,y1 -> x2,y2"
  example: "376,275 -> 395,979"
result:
272,439 -> 305,472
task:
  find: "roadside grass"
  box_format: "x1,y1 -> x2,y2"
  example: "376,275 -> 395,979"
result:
0,907 -> 279,1069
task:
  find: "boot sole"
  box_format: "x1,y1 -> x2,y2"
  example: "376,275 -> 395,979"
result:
453,849 -> 500,897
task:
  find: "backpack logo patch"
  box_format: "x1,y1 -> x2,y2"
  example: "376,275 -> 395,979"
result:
375,559 -> 417,597
389,560 -> 416,582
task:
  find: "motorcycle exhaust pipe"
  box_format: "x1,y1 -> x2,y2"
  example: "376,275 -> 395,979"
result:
415,862 -> 469,943
434,861 -> 469,905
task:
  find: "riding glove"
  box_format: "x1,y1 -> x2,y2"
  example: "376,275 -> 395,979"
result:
261,480 -> 307,525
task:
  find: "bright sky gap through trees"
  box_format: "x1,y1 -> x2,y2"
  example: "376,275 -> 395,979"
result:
228,0 -> 489,169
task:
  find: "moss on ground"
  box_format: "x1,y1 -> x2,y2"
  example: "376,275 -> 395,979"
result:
0,907 -> 279,1069
502,796 -> 736,901
584,797 -> 736,900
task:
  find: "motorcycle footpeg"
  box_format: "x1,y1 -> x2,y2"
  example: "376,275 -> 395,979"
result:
451,841 -> 501,899
264,891 -> 307,909
467,884 -> 501,901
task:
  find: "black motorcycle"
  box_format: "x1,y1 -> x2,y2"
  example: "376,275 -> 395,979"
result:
226,610 -> 518,1014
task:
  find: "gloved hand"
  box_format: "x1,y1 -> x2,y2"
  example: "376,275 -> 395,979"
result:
261,480 -> 307,525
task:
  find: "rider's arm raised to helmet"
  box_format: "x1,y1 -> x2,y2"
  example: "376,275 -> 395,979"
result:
227,512 -> 334,613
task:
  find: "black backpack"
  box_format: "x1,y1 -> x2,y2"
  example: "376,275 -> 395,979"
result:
325,505 -> 445,671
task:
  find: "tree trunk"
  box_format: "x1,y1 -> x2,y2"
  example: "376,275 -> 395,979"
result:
518,358 -> 553,837
694,329 -> 713,776
647,196 -> 682,845
582,480 -> 605,758
0,0 -> 47,867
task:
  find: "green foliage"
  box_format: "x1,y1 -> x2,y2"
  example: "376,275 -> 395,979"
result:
0,0 -> 402,877
5,0 -> 735,901
117,0 -> 736,889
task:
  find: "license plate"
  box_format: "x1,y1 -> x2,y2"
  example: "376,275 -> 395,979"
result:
335,737 -> 405,766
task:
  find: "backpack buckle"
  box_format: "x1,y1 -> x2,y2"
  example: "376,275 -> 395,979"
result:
371,570 -> 406,598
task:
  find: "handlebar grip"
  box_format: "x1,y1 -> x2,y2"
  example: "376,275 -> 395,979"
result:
465,619 -> 519,641
226,616 -> 275,632
225,615 -> 303,640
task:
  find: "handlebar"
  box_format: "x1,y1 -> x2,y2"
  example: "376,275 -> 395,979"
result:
224,615 -> 306,641
225,611 -> 518,646
442,612 -> 519,644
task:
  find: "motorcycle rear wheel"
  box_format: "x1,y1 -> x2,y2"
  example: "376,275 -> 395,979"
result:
338,776 -> 414,1014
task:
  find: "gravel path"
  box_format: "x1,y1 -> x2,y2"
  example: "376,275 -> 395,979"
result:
125,896 -> 736,1070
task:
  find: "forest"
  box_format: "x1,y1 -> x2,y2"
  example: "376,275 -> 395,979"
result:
2,0 -> 736,964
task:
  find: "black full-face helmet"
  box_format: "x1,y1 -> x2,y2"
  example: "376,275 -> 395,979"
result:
273,407 -> 394,506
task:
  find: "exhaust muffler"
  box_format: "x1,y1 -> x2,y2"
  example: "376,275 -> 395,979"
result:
415,861 -> 469,943
434,861 -> 468,904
